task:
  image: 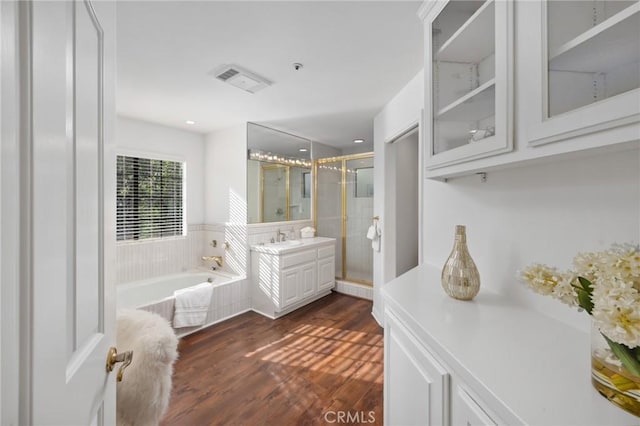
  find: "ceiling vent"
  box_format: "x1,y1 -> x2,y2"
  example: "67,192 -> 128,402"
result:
210,64 -> 272,94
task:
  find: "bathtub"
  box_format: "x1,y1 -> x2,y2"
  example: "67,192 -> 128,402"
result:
117,270 -> 250,336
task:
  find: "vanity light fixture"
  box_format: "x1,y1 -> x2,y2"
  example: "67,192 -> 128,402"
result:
185,120 -> 196,125
353,139 -> 364,144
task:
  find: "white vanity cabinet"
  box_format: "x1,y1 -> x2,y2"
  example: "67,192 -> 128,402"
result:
421,0 -> 514,170
382,264 -> 638,426
525,0 -> 640,147
250,237 -> 336,319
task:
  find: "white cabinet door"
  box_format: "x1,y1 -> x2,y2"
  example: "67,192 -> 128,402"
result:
318,256 -> 335,291
300,262 -> 317,298
422,0 -> 514,171
280,266 -> 301,309
523,0 -> 640,147
385,310 -> 450,426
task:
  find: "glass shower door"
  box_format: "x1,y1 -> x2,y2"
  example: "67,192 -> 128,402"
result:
315,154 -> 374,285
345,157 -> 374,283
315,161 -> 342,278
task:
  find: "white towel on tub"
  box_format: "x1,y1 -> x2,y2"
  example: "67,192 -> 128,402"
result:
172,282 -> 213,328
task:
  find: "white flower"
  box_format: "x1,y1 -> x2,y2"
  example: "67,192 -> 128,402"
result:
520,264 -> 562,296
573,251 -> 600,282
520,264 -> 577,307
552,272 -> 578,307
591,277 -> 640,349
522,243 -> 640,348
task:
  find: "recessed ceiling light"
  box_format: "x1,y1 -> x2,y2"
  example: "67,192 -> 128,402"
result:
299,148 -> 308,152
185,120 -> 196,125
353,139 -> 364,144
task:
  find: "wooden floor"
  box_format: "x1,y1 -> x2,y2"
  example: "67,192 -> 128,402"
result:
161,293 -> 384,426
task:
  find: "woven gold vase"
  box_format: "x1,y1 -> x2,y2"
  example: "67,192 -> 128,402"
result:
441,225 -> 480,300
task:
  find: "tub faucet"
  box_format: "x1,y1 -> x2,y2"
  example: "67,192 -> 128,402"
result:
202,255 -> 223,268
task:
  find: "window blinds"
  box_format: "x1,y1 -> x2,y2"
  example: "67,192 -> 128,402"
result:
116,155 -> 185,241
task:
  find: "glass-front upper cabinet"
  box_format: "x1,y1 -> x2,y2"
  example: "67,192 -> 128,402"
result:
422,0 -> 513,170
527,0 -> 640,146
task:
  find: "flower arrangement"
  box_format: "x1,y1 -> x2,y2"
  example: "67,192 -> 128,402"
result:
520,243 -> 640,415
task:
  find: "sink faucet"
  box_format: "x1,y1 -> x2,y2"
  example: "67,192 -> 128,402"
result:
202,255 -> 223,269
277,229 -> 286,242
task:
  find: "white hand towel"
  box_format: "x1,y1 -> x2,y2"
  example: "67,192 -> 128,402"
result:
366,225 -> 376,240
371,229 -> 381,252
172,282 -> 214,328
367,223 -> 381,252
372,238 -> 380,252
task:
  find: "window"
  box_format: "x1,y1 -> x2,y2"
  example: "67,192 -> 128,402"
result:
116,155 -> 185,241
355,167 -> 374,198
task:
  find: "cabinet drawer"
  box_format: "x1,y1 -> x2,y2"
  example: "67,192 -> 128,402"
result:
317,245 -> 335,259
281,249 -> 316,269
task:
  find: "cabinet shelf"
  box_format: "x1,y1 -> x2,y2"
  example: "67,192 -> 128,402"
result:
549,3 -> 640,73
437,78 -> 495,122
437,0 -> 494,63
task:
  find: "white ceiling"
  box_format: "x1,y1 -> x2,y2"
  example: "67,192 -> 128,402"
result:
116,1 -> 423,149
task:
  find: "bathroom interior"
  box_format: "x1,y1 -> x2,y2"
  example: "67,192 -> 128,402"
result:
1,0 -> 639,424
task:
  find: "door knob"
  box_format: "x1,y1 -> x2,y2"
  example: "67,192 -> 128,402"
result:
106,347 -> 133,382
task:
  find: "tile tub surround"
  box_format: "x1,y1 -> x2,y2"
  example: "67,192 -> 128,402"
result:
118,270 -> 250,338
116,224 -> 206,284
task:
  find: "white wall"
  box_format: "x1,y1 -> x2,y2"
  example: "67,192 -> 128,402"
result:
312,141 -> 341,159
204,124 -> 247,224
115,117 -> 206,283
247,160 -> 261,223
423,148 -> 640,332
204,124 -> 248,277
372,70 -> 423,322
116,116 -> 205,224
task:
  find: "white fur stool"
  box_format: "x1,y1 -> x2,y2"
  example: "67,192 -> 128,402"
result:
116,309 -> 179,426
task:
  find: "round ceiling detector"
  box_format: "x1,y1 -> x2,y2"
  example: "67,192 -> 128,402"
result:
293,63 -> 303,71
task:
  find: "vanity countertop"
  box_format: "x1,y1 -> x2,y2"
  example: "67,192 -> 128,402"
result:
250,237 -> 336,255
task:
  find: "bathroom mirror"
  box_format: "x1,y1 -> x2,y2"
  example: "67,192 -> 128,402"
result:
247,123 -> 312,224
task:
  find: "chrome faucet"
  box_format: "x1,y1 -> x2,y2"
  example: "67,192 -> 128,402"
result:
202,255 -> 223,268
277,229 -> 286,242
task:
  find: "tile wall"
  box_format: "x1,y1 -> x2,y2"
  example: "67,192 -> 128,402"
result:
116,221 -> 316,284
335,280 -> 373,300
246,220 -> 315,246
116,224 -> 206,284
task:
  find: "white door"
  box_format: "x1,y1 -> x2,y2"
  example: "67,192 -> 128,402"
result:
30,0 -> 117,424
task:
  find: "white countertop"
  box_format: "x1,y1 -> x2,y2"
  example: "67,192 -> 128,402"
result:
382,264 -> 639,426
250,236 -> 335,254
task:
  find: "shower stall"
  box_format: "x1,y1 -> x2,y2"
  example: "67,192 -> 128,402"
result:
314,153 -> 374,286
